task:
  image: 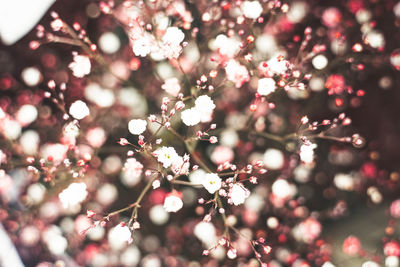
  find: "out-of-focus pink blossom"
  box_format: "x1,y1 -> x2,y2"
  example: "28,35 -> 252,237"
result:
225,60 -> 250,88
343,236 -> 361,255
325,74 -> 346,95
322,7 -> 342,28
162,78 -> 181,97
390,199 -> 400,218
211,146 -> 234,165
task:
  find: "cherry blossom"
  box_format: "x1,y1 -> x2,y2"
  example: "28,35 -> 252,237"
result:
161,78 -> 181,97
202,173 -> 222,194
181,108 -> 201,126
121,158 -> 143,187
229,183 -> 250,206
1,1 -> 397,266
257,78 -> 277,96
128,119 -> 147,135
69,100 -> 90,120
68,54 -> 91,78
58,182 -> 88,208
108,224 -> 132,250
213,34 -> 240,58
193,95 -> 215,122
241,1 -> 263,19
154,146 -> 179,168
225,60 -> 250,88
163,191 -> 183,213
131,32 -> 154,57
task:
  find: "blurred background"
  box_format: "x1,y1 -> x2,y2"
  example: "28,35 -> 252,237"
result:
1,0 -> 400,266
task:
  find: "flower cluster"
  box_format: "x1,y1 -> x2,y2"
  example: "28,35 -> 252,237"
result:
0,0 -> 399,267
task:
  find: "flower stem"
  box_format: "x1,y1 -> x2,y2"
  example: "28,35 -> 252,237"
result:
128,176 -> 157,227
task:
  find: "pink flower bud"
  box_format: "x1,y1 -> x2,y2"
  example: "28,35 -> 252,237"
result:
209,136 -> 218,144
175,101 -> 185,110
86,210 -> 96,218
258,169 -> 267,174
132,221 -> 140,229
148,115 -> 157,122
249,176 -> 258,184
162,97 -> 170,105
118,138 -> 129,146
301,116 -> 309,124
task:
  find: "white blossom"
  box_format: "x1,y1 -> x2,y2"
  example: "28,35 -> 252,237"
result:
230,183 -> 250,206
194,95 -> 216,122
361,261 -> 380,267
21,67 -> 42,86
128,119 -> 147,135
202,173 -> 222,194
194,221 -> 217,246
171,156 -> 190,175
189,169 -> 207,184
263,148 -> 284,170
108,224 -> 132,250
213,34 -> 240,57
225,59 -> 250,88
69,55 -> 91,78
272,179 -> 296,199
155,146 -> 179,168
58,182 -> 88,208
181,108 -> 201,126
257,78 -> 276,96
161,27 -> 185,59
69,100 -> 90,120
161,78 -> 181,97
163,192 -> 183,213
42,226 -> 67,255
334,173 -> 355,191
299,143 -> 317,164
267,56 -> 288,75
364,30 -> 385,49
195,95 -> 215,112
132,33 -> 154,57
121,158 -> 143,187
242,1 -> 263,19
162,27 -> 185,45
